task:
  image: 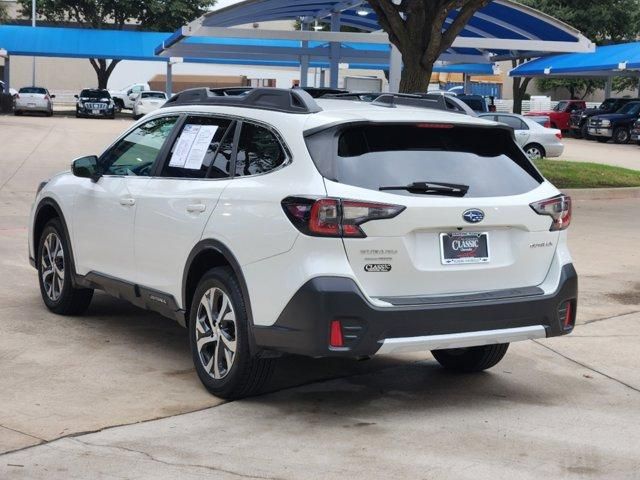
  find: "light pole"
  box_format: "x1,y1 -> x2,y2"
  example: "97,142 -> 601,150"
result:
31,0 -> 36,86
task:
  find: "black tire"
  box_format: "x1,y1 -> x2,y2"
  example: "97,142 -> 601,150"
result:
432,343 -> 509,373
189,267 -> 274,399
596,137 -> 609,143
37,219 -> 93,315
523,143 -> 545,160
571,128 -> 582,139
14,110 -> 22,116
581,123 -> 591,139
613,127 -> 630,144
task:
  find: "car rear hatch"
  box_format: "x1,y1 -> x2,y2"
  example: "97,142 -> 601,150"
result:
305,122 -> 562,300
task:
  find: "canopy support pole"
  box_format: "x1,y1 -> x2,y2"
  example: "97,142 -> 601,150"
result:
463,73 -> 471,94
604,76 -> 612,98
166,62 -> 173,97
388,44 -> 401,93
329,12 -> 340,89
319,68 -> 326,87
637,74 -> 640,97
2,56 -> 9,93
300,22 -> 309,88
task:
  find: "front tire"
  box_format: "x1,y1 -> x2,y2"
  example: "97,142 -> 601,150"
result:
432,343 -> 509,372
37,219 -> 93,315
189,267 -> 274,399
613,127 -> 630,144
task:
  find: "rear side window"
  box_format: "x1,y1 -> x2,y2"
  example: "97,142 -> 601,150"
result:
306,124 -> 542,198
235,123 -> 286,176
141,92 -> 167,100
163,116 -> 233,179
497,115 -> 528,130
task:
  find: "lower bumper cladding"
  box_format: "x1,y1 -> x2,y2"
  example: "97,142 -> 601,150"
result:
253,264 -> 578,358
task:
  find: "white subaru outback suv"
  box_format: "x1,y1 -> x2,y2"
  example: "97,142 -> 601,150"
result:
29,88 -> 577,399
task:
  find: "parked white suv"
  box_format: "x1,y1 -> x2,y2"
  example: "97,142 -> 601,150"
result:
29,88 -> 577,399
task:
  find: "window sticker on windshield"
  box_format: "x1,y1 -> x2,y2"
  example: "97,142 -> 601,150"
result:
169,124 -> 219,169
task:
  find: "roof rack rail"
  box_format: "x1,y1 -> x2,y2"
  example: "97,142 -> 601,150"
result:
372,93 -> 476,116
162,87 -> 322,114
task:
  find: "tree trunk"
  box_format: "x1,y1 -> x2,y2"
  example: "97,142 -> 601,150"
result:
89,58 -> 121,89
511,59 -> 531,114
399,62 -> 433,93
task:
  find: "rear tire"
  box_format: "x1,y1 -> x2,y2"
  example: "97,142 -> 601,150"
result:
596,137 -> 609,143
432,343 -> 509,372
189,267 -> 274,399
14,110 -> 22,116
37,219 -> 93,315
524,143 -> 545,160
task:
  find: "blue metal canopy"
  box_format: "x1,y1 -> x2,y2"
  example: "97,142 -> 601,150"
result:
0,25 -> 495,73
176,0 -> 593,62
509,42 -> 640,77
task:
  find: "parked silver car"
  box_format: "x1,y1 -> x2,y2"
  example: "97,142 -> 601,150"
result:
479,113 -> 564,160
14,87 -> 54,116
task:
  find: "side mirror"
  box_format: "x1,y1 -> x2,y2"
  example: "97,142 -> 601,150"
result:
50,94 -> 56,99
74,94 -> 79,99
72,155 -> 101,182
129,94 -> 137,101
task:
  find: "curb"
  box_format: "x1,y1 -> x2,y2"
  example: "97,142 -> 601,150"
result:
562,187 -> 640,201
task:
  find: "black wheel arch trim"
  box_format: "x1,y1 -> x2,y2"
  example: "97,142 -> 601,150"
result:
33,197 -> 81,288
182,239 -> 260,354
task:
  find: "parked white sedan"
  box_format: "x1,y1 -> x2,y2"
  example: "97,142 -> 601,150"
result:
132,91 -> 168,119
479,113 -> 564,160
14,86 -> 55,116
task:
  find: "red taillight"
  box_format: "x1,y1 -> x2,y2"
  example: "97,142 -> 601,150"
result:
282,197 -> 405,238
555,132 -> 562,140
15,93 -> 19,99
329,320 -> 344,348
44,95 -> 50,101
530,194 -> 571,231
544,121 -> 551,128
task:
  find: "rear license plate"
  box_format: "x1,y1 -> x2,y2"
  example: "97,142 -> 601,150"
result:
440,232 -> 490,265
92,109 -> 100,115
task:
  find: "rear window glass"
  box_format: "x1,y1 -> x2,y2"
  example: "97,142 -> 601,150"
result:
80,90 -> 110,99
305,124 -> 542,198
19,87 -> 47,94
141,92 -> 167,99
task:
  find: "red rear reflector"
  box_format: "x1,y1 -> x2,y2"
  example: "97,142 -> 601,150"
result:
555,132 -> 562,140
564,302 -> 573,328
330,320 -> 344,348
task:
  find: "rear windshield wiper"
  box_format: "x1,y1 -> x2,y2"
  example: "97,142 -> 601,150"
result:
379,181 -> 469,197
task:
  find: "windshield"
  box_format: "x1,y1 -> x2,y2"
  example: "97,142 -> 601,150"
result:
19,87 -> 47,94
618,102 -> 640,115
553,101 -> 568,112
305,124 -> 542,198
141,92 -> 166,99
80,90 -> 110,99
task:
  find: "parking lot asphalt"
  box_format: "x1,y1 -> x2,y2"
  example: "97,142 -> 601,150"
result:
1,114 -> 639,479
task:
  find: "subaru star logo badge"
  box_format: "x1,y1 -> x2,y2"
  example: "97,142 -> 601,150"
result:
462,209 -> 484,223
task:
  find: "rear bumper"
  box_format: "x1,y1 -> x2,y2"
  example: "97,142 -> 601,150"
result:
253,264 -> 577,358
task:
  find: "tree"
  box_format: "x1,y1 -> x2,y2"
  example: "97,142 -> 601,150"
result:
517,0 -> 640,101
511,59 -> 531,114
18,0 -> 215,88
0,2 -> 8,23
366,0 -> 491,92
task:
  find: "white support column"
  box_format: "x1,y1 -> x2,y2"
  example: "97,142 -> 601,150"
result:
166,62 -> 173,97
300,22 -> 309,88
2,55 -> 9,93
604,76 -> 612,98
463,73 -> 471,94
329,12 -> 340,89
388,44 -> 401,93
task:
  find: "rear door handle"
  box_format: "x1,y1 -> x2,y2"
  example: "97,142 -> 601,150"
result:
119,197 -> 136,206
186,203 -> 206,213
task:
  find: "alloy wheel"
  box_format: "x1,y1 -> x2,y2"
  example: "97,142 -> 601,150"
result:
526,146 -> 542,160
41,232 -> 65,301
195,287 -> 237,379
